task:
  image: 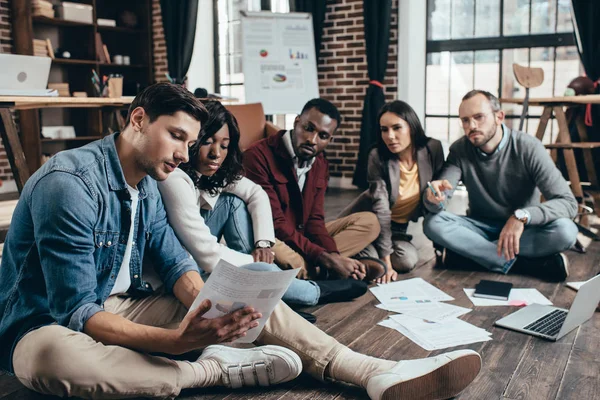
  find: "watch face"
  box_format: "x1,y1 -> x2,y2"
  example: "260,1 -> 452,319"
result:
515,210 -> 526,220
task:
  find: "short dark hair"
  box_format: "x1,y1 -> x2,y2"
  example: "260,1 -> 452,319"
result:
462,90 -> 501,112
180,100 -> 243,196
125,82 -> 209,126
300,98 -> 342,129
376,100 -> 428,160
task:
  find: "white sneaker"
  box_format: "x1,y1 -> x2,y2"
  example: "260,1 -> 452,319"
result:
366,349 -> 481,400
198,345 -> 302,389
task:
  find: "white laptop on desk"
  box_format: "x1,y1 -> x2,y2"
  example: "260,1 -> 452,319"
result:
495,274 -> 600,341
0,54 -> 56,96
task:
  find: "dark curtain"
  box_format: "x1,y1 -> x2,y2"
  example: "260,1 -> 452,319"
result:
160,0 -> 199,84
294,0 -> 327,59
570,0 -> 600,181
352,0 -> 392,188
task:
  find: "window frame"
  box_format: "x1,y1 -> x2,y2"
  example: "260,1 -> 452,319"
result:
425,0 -> 578,143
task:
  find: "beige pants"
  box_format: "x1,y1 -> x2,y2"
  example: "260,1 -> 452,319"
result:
272,211 -> 380,279
12,294 -> 344,399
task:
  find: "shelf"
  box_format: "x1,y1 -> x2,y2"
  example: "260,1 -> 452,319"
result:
97,25 -> 146,34
32,15 -> 94,28
52,58 -> 98,66
41,136 -> 102,143
99,63 -> 147,69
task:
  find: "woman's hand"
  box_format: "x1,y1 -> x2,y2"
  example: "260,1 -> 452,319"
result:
375,255 -> 397,284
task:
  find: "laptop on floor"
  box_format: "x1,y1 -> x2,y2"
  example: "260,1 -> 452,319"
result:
0,54 -> 55,96
494,274 -> 600,341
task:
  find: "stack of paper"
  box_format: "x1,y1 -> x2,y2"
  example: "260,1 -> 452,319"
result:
371,278 -> 491,350
379,315 -> 492,351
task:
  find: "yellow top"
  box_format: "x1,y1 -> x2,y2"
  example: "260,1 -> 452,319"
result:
390,162 -> 420,223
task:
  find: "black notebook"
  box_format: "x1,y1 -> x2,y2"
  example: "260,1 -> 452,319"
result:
473,280 -> 513,301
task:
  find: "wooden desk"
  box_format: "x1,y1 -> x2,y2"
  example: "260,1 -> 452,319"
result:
0,96 -> 134,193
501,95 -> 600,200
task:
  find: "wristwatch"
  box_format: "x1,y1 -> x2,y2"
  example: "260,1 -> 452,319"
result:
514,209 -> 529,224
255,240 -> 273,249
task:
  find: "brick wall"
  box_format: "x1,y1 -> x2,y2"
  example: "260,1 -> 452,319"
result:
319,0 -> 398,182
152,0 -> 168,82
0,0 -> 14,186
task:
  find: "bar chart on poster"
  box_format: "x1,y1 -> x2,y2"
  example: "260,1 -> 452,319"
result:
241,11 -> 319,115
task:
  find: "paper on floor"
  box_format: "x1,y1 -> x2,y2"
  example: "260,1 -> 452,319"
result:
376,302 -> 471,323
371,277 -> 454,304
463,288 -> 552,307
379,315 -> 492,351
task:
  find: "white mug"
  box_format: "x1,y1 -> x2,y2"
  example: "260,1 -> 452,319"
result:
123,56 -> 130,65
113,55 -> 123,65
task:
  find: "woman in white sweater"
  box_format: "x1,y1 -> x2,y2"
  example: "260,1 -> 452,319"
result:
158,101 -> 366,308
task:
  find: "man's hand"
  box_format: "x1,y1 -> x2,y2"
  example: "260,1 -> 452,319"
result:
375,255 -> 397,284
252,248 -> 275,264
497,216 -> 525,260
425,180 -> 453,205
171,299 -> 261,354
317,252 -> 366,280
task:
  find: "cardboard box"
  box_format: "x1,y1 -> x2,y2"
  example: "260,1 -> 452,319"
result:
57,2 -> 93,24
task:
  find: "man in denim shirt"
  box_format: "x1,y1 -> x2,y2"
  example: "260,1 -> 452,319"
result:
0,83 -> 481,399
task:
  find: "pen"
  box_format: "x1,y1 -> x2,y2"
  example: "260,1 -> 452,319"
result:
427,181 -> 438,197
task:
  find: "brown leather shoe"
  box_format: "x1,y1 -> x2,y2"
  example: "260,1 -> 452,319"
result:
355,256 -> 387,281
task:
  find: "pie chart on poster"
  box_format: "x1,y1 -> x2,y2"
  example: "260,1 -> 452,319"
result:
260,49 -> 268,57
273,73 -> 287,83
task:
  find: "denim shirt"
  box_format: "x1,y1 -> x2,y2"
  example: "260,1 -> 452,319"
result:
0,133 -> 199,373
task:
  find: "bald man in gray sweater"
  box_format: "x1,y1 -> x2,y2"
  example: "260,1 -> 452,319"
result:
423,90 -> 578,282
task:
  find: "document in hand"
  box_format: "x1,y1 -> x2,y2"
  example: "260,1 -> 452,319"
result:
187,260 -> 299,343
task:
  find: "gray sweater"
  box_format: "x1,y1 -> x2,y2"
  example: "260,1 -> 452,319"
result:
424,127 -> 578,225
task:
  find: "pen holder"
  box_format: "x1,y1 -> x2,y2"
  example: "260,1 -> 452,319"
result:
108,77 -> 123,98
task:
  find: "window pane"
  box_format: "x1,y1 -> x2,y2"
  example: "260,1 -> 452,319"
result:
474,50 -> 500,95
529,47 -> 555,100
230,21 -> 242,54
474,0 -> 500,37
426,52 -> 451,115
220,85 -> 246,103
425,117 -> 450,145
427,0 -> 451,40
270,0 -> 289,13
218,0 -> 228,24
449,117 -> 464,145
501,48 -> 529,117
503,0 -> 530,36
555,46 -> 581,96
531,0 -> 557,34
451,0 -> 474,39
218,22 -> 230,55
219,55 -> 231,84
449,51 -> 474,114
556,0 -> 573,32
230,54 -> 243,83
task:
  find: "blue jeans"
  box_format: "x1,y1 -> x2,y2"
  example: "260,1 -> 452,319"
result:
201,193 -> 320,306
423,211 -> 578,274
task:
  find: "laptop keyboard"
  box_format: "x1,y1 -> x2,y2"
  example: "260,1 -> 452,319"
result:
523,309 -> 568,337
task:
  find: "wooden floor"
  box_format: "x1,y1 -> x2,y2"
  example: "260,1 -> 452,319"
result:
1,189 -> 599,399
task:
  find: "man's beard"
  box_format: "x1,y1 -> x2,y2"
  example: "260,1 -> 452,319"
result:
469,122 -> 498,148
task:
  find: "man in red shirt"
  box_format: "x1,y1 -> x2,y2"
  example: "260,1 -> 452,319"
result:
243,98 -> 385,282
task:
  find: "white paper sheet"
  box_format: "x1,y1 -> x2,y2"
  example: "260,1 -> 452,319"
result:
370,278 -> 454,305
379,316 -> 492,351
187,260 -> 299,342
566,281 -> 586,291
463,288 -> 552,307
376,302 -> 472,322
